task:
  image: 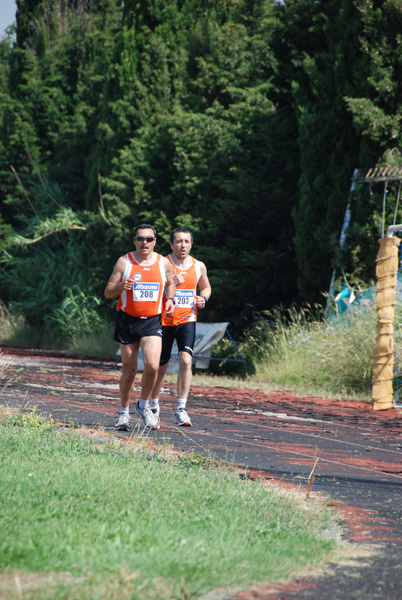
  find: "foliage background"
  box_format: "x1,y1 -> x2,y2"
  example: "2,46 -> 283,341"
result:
1,0 -> 402,345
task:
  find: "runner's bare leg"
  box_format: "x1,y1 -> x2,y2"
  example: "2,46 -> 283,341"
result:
140,335 -> 163,401
119,342 -> 140,408
177,350 -> 193,401
151,361 -> 170,400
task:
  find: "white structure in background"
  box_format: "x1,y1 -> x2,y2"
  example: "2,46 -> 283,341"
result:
117,322 -> 231,373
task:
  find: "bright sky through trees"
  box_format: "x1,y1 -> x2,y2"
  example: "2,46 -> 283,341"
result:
0,0 -> 17,37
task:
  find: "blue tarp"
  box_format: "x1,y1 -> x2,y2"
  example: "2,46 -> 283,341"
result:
334,283 -> 376,315
334,271 -> 402,316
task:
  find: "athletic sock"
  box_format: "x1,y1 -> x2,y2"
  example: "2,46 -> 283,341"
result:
177,399 -> 187,411
138,398 -> 149,410
119,407 -> 129,415
150,398 -> 159,411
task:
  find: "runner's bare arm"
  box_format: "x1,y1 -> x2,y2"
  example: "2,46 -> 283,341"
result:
173,272 -> 185,286
164,258 -> 176,316
195,262 -> 211,309
104,256 -> 133,299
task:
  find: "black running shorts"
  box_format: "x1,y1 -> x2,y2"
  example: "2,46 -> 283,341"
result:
114,311 -> 162,344
160,321 -> 196,365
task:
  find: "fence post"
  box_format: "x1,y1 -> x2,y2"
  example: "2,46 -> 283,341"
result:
372,236 -> 400,410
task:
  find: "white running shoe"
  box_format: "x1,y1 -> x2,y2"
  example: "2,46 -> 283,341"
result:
115,411 -> 130,431
151,406 -> 160,430
173,408 -> 192,427
135,402 -> 159,430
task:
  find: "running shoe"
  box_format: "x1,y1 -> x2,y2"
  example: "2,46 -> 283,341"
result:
115,411 -> 130,431
151,406 -> 160,430
173,408 -> 192,427
135,402 -> 159,430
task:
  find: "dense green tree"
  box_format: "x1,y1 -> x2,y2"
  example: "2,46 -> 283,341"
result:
342,0 -> 402,287
3,0 -> 402,345
0,31 -> 15,245
3,0 -> 123,214
275,0 -> 362,300
101,0 -> 297,327
279,0 -> 402,301
0,178 -> 106,342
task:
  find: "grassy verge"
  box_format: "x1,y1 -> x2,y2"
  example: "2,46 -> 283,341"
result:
250,304 -> 378,400
2,297 -> 393,401
0,408 -> 339,600
210,302 -> 382,400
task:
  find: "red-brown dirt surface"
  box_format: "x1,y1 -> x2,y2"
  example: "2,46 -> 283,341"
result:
2,345 -> 402,599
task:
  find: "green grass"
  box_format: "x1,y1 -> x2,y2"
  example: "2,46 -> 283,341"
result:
197,301 -> 384,400
0,308 -> 119,359
250,303 -> 378,399
2,297 -> 394,400
0,408 -> 339,600
204,300 -> 398,401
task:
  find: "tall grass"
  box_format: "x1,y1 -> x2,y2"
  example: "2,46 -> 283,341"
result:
0,408 -> 338,600
0,300 -> 23,342
3,291 -> 400,399
240,302 -> 379,398
0,302 -> 118,358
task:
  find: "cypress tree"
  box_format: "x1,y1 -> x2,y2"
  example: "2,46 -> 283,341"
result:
280,0 -> 402,300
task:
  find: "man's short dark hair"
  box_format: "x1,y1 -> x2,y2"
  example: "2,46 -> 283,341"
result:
170,227 -> 193,244
134,223 -> 157,238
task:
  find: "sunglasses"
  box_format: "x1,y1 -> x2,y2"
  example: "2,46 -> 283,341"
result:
136,236 -> 155,243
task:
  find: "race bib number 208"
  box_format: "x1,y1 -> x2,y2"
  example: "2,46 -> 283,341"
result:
133,282 -> 160,302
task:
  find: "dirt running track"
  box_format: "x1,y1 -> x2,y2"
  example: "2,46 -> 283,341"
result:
2,345 -> 402,599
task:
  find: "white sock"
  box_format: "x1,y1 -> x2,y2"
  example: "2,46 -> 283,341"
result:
177,399 -> 187,411
139,398 -> 149,409
150,398 -> 159,410
119,407 -> 129,415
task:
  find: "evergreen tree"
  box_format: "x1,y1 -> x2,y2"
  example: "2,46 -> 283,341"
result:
280,0 -> 402,300
0,31 -> 14,246
4,0 -> 402,345
102,0 -> 297,328
276,0 -> 362,301
342,0 -> 402,287
3,0 -> 123,214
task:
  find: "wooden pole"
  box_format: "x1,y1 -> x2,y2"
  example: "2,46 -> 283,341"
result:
372,236 -> 400,410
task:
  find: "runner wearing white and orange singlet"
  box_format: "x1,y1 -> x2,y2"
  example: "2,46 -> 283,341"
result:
150,227 -> 211,427
104,224 -> 175,431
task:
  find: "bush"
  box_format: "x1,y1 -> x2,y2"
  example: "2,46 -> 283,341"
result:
240,302 -> 378,397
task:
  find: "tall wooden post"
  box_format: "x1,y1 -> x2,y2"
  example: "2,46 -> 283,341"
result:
372,236 -> 400,410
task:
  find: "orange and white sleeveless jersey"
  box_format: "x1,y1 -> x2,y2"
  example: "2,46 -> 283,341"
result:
116,252 -> 166,318
162,255 -> 202,326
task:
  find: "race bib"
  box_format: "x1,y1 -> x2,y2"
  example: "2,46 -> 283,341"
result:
175,290 -> 194,306
133,282 -> 160,302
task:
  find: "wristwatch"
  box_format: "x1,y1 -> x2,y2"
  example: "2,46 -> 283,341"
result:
167,297 -> 176,305
201,296 -> 209,303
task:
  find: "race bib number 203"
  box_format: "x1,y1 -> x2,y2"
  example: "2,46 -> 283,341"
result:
175,290 -> 195,306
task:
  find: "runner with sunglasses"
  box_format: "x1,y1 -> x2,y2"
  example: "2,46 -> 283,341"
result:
104,224 -> 175,431
150,226 -> 211,427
